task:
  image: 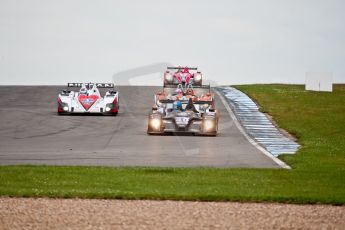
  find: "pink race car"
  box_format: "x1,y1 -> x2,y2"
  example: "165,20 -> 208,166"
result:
163,66 -> 203,87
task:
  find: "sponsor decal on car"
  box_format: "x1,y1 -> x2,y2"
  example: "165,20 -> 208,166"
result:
175,117 -> 190,125
78,95 -> 99,110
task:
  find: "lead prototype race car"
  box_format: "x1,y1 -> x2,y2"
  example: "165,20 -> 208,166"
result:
148,68 -> 219,136
163,66 -> 203,87
57,83 -> 119,115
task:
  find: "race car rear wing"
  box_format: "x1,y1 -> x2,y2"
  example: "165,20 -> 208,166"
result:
163,84 -> 211,89
167,66 -> 198,70
67,83 -> 115,88
159,99 -> 213,104
163,84 -> 211,90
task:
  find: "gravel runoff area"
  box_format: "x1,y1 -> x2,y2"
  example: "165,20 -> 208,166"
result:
1,198 -> 344,229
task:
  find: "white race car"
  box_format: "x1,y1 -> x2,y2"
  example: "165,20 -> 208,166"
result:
57,83 -> 119,115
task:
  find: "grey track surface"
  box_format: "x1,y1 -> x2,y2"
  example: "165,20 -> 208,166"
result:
0,86 -> 280,168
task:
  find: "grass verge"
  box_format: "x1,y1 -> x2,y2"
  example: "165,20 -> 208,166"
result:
1,84 -> 344,204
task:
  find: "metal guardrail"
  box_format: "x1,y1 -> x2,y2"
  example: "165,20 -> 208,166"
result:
217,86 -> 300,157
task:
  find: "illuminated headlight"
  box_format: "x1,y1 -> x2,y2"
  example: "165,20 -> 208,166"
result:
105,103 -> 114,112
194,73 -> 202,82
60,102 -> 69,111
150,118 -> 161,130
203,119 -> 215,132
164,73 -> 173,82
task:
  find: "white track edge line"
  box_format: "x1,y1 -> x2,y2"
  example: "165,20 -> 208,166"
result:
215,89 -> 291,169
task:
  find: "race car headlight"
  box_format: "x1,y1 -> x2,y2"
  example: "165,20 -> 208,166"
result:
59,101 -> 69,111
164,73 -> 173,82
194,73 -> 202,82
150,117 -> 162,130
203,119 -> 215,132
105,103 -> 114,111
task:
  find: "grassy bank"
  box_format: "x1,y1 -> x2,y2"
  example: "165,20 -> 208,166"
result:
1,84 -> 344,204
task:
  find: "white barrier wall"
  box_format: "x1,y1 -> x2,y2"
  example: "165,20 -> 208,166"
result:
305,72 -> 333,92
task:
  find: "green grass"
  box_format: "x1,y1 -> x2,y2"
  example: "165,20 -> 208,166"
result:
1,84 -> 344,204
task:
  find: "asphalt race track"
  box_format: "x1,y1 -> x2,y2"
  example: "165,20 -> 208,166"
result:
0,86 -> 280,168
